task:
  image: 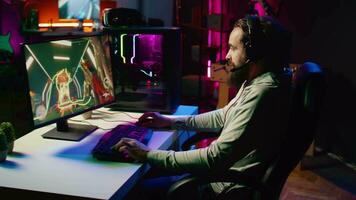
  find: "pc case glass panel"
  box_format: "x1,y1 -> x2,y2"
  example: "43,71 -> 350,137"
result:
113,33 -> 167,111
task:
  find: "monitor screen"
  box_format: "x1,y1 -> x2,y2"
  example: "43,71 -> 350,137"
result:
23,34 -> 114,140
108,27 -> 182,113
59,0 -> 100,20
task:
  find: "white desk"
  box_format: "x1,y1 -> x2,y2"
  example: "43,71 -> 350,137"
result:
0,105 -> 198,199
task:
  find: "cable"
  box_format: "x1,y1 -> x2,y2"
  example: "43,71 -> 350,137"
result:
95,110 -> 139,119
100,118 -> 136,124
68,118 -> 112,130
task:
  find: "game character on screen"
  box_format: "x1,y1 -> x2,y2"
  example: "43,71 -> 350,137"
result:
54,68 -> 76,116
80,59 -> 113,104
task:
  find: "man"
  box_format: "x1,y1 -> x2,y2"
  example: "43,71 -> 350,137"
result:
113,15 -> 292,199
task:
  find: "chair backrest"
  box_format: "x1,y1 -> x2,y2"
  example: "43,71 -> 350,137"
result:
261,62 -> 326,199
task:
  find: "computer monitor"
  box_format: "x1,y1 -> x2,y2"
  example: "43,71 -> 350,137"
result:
22,33 -> 115,141
58,0 -> 100,21
106,27 -> 181,113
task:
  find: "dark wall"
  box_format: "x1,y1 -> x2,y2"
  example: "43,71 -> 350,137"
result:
0,0 -> 33,139
275,0 -> 356,164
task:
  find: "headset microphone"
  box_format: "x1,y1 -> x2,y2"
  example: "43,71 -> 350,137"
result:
229,59 -> 251,72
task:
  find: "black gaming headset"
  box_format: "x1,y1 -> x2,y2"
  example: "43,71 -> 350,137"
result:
244,15 -> 266,62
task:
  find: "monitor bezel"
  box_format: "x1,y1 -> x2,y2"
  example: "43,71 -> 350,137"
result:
21,32 -> 116,130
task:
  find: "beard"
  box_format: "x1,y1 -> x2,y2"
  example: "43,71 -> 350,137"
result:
227,63 -> 250,88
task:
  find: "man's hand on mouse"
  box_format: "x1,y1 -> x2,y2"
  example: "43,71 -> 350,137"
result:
112,138 -> 151,162
137,112 -> 172,128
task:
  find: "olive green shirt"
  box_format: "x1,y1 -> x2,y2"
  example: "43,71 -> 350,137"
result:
147,72 -> 291,193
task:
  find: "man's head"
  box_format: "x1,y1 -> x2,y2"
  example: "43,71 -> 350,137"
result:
225,15 -> 291,86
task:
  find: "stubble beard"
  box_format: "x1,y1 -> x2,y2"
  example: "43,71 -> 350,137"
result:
227,63 -> 249,88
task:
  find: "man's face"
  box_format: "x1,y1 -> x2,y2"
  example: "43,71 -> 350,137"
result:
225,27 -> 249,86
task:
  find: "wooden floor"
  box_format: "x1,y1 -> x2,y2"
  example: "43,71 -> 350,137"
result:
280,164 -> 356,200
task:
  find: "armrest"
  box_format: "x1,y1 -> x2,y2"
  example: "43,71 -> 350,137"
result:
181,132 -> 219,150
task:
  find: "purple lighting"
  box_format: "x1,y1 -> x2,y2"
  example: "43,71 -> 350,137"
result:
209,0 -> 213,15
254,1 -> 266,16
0,2 -> 24,58
207,0 -> 223,77
137,34 -> 163,62
212,0 -> 222,14
120,34 -> 163,66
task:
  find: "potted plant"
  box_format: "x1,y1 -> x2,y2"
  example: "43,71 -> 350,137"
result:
0,131 -> 8,162
0,122 -> 16,154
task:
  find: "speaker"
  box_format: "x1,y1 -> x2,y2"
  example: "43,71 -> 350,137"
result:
102,8 -> 145,27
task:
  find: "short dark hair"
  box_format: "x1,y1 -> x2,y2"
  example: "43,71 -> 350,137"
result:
234,15 -> 292,71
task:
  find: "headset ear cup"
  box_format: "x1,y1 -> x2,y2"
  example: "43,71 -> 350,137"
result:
246,17 -> 255,61
245,40 -> 254,61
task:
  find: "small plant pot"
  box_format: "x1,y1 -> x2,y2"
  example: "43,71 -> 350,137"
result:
0,149 -> 7,162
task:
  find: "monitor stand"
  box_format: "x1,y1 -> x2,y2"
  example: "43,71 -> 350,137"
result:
42,119 -> 97,141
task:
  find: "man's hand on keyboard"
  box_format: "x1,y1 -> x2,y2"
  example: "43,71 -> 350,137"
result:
137,112 -> 172,128
112,138 -> 151,162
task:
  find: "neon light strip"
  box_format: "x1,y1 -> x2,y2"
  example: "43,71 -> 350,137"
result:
82,22 -> 94,27
39,23 -> 80,27
209,0 -> 212,15
38,22 -> 93,28
51,40 -> 72,46
120,34 -> 127,64
207,60 -> 211,78
53,56 -> 70,60
25,45 -> 52,80
131,34 -> 139,64
140,69 -> 153,77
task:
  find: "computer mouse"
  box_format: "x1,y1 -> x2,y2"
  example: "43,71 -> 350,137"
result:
136,116 -> 154,126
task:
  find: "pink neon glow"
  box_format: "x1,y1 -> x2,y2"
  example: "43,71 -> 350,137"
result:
213,31 -> 221,61
221,33 -> 227,61
213,81 -> 219,89
213,0 -> 222,14
208,0 -> 223,75
207,60 -> 211,78
208,0 -> 212,15
254,2 -> 266,16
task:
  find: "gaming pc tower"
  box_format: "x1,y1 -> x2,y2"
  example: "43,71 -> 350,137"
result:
106,27 -> 182,114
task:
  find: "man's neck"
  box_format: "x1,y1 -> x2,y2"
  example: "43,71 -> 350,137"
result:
246,62 -> 266,82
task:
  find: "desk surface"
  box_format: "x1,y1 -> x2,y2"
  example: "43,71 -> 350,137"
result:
0,105 -> 198,199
